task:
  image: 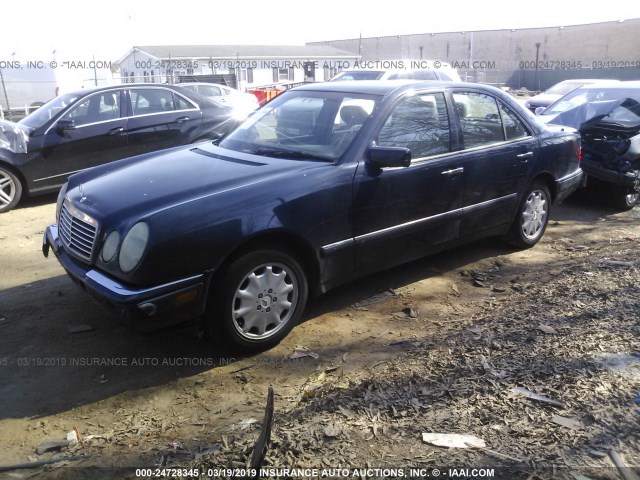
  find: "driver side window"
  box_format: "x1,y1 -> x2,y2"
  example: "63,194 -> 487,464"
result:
377,92 -> 451,160
61,91 -> 121,126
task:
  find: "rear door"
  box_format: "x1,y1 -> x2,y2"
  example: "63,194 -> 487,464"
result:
352,91 -> 465,274
125,87 -> 202,156
451,90 -> 537,236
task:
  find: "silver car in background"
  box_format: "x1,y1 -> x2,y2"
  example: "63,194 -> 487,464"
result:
177,82 -> 260,118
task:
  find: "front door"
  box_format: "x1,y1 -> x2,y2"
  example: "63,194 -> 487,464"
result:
352,91 -> 464,274
26,90 -> 128,192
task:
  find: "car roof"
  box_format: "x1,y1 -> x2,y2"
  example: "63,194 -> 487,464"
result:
556,79 -> 620,83
295,80 -> 471,96
62,83 -> 186,97
177,82 -> 232,88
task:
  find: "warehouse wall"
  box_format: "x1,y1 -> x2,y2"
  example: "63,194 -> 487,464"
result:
308,19 -> 640,90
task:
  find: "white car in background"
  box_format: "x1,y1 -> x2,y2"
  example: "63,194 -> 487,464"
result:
177,82 -> 259,118
329,63 -> 461,83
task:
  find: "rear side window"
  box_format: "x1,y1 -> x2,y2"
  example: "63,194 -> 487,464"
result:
377,92 -> 451,160
131,89 -> 194,115
173,94 -> 194,110
498,102 -> 529,140
197,85 -> 222,96
453,92 -> 504,148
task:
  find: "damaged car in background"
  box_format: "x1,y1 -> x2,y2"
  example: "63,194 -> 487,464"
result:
537,81 -> 640,210
524,78 -> 619,112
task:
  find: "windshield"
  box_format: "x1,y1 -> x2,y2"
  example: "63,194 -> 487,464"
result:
220,91 -> 377,161
545,81 -> 586,96
18,93 -> 81,129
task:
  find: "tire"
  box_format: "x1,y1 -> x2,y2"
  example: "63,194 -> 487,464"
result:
611,186 -> 638,211
506,181 -> 551,248
0,166 -> 23,213
204,249 -> 308,352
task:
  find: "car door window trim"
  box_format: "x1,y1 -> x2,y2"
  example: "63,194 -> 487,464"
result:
127,86 -> 198,111
56,117 -> 127,130
127,108 -> 200,120
456,135 -> 534,154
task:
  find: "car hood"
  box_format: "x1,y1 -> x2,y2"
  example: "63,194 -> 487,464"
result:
0,120 -> 30,153
538,97 -> 640,132
65,144 -> 322,222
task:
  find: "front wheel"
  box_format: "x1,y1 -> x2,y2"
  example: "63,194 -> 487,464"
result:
0,166 -> 23,213
506,181 -> 551,248
204,250 -> 308,352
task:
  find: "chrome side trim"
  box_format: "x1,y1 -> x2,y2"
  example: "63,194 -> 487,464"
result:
33,169 -> 83,183
355,208 -> 462,243
320,238 -> 354,256
556,169 -> 583,184
320,193 -> 518,251
461,193 -> 517,214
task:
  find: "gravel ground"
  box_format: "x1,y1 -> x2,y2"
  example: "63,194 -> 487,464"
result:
1,193 -> 639,480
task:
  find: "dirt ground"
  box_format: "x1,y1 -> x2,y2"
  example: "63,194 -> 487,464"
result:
0,190 -> 639,480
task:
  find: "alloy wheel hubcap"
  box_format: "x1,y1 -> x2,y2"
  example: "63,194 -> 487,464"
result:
521,190 -> 548,240
0,172 -> 16,207
231,262 -> 298,340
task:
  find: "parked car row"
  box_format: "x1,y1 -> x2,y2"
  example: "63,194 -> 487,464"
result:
42,80 -> 583,351
5,70 -> 637,352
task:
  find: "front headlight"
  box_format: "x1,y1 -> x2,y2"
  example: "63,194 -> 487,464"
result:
119,222 -> 149,272
101,231 -> 120,262
55,182 -> 68,220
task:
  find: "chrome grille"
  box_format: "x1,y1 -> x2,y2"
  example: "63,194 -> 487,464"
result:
58,200 -> 99,262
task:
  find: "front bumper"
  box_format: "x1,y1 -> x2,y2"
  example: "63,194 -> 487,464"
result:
555,168 -> 584,203
43,224 -> 210,330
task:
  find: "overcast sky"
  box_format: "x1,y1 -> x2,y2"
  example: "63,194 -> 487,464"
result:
3,0 -> 640,61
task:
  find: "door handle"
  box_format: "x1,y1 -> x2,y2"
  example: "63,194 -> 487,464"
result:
441,167 -> 464,177
175,116 -> 190,123
516,152 -> 534,161
107,127 -> 124,135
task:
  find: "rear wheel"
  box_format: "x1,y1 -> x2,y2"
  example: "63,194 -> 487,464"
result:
204,249 -> 308,352
611,186 -> 638,211
506,181 -> 551,248
0,166 -> 23,213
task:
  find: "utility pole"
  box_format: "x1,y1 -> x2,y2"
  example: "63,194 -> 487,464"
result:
0,68 -> 11,120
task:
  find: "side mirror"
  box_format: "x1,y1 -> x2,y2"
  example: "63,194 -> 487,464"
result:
56,119 -> 76,133
368,146 -> 411,169
534,106 -> 546,116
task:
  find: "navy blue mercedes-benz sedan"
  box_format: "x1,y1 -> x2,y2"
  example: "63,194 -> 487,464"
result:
43,81 -> 583,351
